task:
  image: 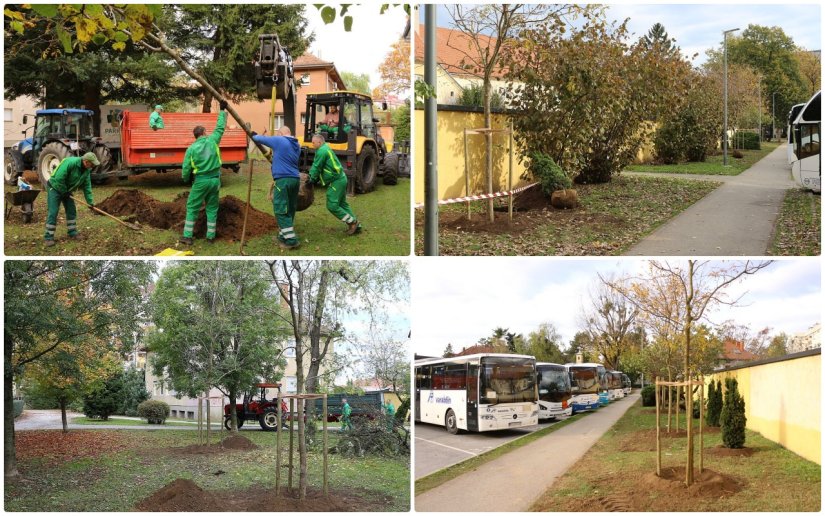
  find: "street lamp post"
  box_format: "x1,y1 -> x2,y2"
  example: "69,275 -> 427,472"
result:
772,91 -> 779,142
723,28 -> 739,167
758,80 -> 762,143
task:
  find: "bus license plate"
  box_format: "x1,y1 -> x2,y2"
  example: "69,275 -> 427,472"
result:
508,421 -> 521,427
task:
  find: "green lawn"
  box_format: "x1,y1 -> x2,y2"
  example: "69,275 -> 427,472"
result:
530,400 -> 820,512
4,163 -> 410,256
626,142 -> 780,176
415,175 -> 720,255
70,416 -> 196,427
769,188 -> 821,256
5,429 -> 409,511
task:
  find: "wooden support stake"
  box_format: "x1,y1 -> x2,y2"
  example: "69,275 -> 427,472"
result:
464,128 -> 471,220
322,394 -> 329,496
508,121 -> 514,222
675,384 -> 680,432
289,397 -> 295,490
276,393 -> 282,495
686,380 -> 693,487
238,159 -> 255,255
197,397 -> 202,446
700,376 -> 705,473
205,397 -> 211,446
655,378 -> 661,476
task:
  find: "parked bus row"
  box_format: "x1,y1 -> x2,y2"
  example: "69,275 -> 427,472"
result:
788,90 -> 821,193
414,353 -> 633,434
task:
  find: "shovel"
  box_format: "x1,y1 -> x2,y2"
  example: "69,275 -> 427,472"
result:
72,197 -> 143,232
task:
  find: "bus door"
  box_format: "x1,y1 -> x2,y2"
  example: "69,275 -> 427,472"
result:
798,122 -> 821,191
415,365 -> 430,422
466,364 -> 479,432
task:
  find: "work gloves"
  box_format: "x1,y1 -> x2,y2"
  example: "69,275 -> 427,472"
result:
250,131 -> 258,138
219,100 -> 228,111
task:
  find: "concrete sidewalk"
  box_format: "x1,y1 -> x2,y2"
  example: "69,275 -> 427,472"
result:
415,394 -> 639,512
626,144 -> 796,255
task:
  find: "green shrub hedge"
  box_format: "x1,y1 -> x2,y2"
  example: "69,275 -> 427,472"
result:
137,400 -> 170,424
641,385 -> 656,406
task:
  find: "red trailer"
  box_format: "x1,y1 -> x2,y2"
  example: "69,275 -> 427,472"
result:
104,111 -> 248,179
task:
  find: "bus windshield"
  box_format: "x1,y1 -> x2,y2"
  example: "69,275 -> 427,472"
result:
569,367 -> 599,394
480,356 -> 536,404
537,366 -> 571,402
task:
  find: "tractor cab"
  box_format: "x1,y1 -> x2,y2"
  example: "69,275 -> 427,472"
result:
299,91 -> 392,194
225,382 -> 287,432
242,382 -> 282,413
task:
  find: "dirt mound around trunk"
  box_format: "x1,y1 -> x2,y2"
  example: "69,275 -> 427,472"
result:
96,189 -> 277,240
135,478 -> 230,511
512,186 -> 552,211
136,481 -> 385,512
642,467 -> 744,498
707,444 -> 757,457
221,434 -> 258,450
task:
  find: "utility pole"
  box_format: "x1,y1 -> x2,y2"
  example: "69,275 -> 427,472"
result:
758,79 -> 762,143
722,28 -> 739,166
772,91 -> 779,142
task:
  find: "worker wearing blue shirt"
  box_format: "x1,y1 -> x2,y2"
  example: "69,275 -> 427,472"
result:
251,126 -> 301,249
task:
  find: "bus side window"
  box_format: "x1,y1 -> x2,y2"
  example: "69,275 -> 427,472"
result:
432,365 -> 446,390
416,365 -> 431,390
444,364 -> 467,390
799,124 -> 821,159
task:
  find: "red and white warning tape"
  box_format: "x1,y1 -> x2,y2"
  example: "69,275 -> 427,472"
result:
414,182 -> 539,209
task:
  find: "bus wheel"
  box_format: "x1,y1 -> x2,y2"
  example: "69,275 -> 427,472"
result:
445,409 -> 458,435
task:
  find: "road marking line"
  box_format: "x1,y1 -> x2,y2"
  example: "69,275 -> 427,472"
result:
414,437 -> 478,456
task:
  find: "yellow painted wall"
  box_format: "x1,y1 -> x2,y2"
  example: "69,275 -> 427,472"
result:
707,353 -> 820,464
414,108 -> 529,204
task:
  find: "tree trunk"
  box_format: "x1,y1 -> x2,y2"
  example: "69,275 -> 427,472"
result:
298,397 -> 307,499
83,82 -> 102,136
484,78 -> 494,222
4,334 -> 19,477
229,389 -> 239,432
59,396 -> 68,434
202,91 -> 213,114
684,260 -> 695,486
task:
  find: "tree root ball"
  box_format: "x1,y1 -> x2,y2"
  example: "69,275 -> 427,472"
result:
550,189 -> 579,209
297,172 -> 314,211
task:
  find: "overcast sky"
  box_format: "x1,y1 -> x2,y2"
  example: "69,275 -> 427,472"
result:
428,3 -> 821,65
304,4 -> 409,92
412,259 -> 821,357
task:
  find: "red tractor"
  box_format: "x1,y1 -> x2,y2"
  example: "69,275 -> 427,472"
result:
224,383 -> 288,431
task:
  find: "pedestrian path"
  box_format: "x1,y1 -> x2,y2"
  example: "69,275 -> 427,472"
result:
625,144 -> 796,255
415,394 -> 639,512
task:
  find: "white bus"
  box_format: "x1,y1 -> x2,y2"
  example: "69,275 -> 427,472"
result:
604,371 -> 625,400
536,362 -> 573,420
565,363 -> 602,413
790,90 -> 821,193
621,373 -> 632,395
414,353 -> 538,433
787,102 -> 806,164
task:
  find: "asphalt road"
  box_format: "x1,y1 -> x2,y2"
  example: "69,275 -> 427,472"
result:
414,417 -> 562,479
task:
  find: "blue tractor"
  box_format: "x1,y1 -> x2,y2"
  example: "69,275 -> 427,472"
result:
4,108 -> 112,186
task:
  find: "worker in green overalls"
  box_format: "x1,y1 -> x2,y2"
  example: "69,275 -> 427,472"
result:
180,100 -> 227,245
384,401 -> 396,431
341,398 -> 353,431
43,152 -> 99,247
307,133 -> 362,236
149,105 -> 164,130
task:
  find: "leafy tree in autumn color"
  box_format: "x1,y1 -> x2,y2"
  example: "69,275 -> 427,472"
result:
655,71 -> 722,164
506,14 -> 692,184
702,60 -> 763,129
603,260 -> 772,485
794,49 -> 822,98
24,338 -> 121,432
579,276 -> 639,370
374,39 -> 411,99
4,260 -> 153,478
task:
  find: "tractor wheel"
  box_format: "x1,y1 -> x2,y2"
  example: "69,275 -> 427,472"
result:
91,144 -> 113,184
259,410 -> 280,431
382,152 -> 399,186
4,149 -> 25,186
354,146 -> 377,194
224,416 -> 245,431
37,142 -> 71,187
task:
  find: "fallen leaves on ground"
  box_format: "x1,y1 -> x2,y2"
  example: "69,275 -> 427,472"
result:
15,430 -> 132,463
769,189 -> 821,256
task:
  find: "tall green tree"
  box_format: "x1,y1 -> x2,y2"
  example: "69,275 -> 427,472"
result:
4,260 -> 153,478
164,4 -> 312,111
147,261 -> 287,434
520,323 -> 566,363
340,71 -> 371,95
640,23 -> 679,59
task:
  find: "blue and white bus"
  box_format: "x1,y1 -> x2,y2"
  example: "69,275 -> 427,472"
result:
536,362 -> 572,420
415,353 -> 538,433
565,363 -> 601,413
790,90 -> 820,193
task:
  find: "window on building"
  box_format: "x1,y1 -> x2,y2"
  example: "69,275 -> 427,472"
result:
300,112 -> 306,125
284,376 -> 297,393
301,73 -> 311,85
272,115 -> 284,130
4,108 -> 13,122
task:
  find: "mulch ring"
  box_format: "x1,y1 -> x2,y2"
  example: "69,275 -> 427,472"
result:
15,430 -> 132,463
135,478 -> 386,512
162,434 -> 258,456
706,444 -> 758,458
95,189 -> 277,241
554,467 -> 743,512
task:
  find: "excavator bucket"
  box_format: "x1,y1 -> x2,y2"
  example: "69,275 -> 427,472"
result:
255,33 -> 297,134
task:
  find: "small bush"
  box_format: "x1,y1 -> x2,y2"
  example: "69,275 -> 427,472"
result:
641,385 -> 656,406
527,152 -> 572,197
707,379 -> 722,427
738,131 -> 760,150
13,400 -> 24,418
83,382 -> 120,421
137,400 -> 170,424
720,378 -> 747,448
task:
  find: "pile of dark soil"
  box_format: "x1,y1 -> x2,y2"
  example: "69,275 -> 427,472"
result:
221,434 -> 258,450
135,478 -> 230,512
642,466 -> 744,498
96,189 -> 277,240
511,186 -> 552,212
135,480 -> 384,512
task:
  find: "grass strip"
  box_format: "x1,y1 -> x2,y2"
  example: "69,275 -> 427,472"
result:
415,414 -> 585,495
769,188 -> 821,256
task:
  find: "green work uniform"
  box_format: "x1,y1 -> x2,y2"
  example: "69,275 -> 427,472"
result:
341,402 -> 353,431
44,157 -> 93,241
181,111 -> 226,240
273,177 -> 299,244
384,402 -> 396,431
308,142 -> 359,228
149,111 -> 164,129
